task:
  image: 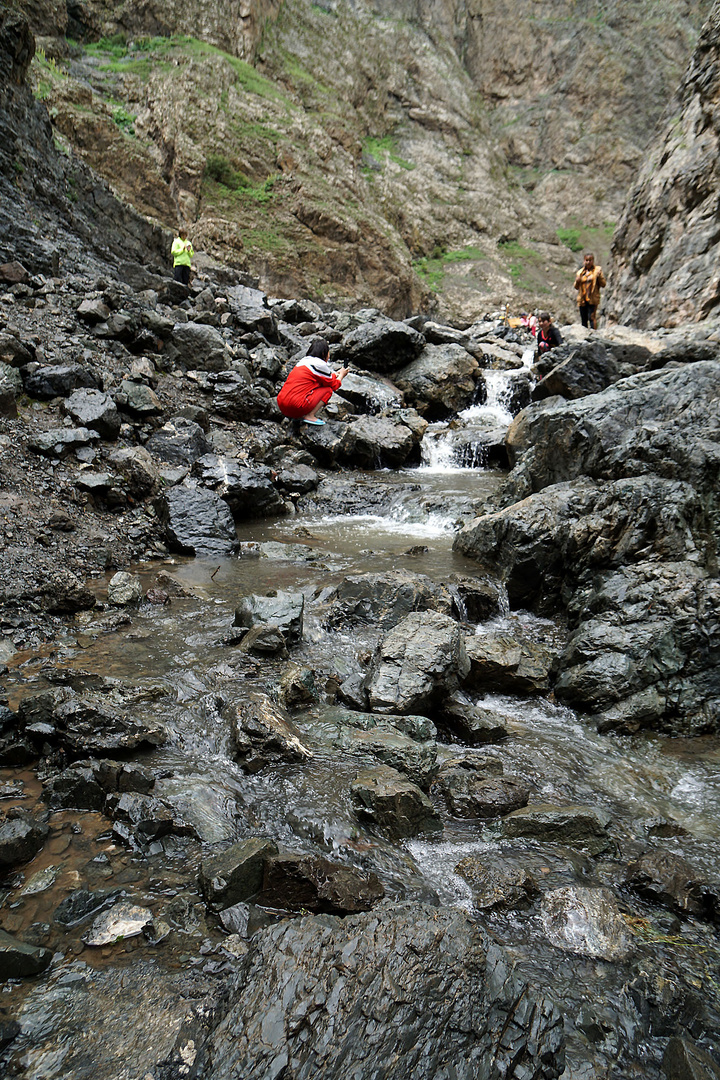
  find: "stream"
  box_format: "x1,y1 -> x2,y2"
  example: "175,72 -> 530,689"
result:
2,370 -> 720,1079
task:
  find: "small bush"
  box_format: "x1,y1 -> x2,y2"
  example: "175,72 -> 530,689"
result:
205,154 -> 248,190
557,227 -> 583,252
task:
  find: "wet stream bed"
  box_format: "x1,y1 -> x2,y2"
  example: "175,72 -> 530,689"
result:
2,463 -> 720,1078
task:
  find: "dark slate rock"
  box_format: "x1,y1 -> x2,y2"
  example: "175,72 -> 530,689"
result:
22,363 -> 98,399
53,888 -> 123,927
338,414 -> 422,468
394,343 -> 479,418
0,928 -> 52,979
61,387 -> 120,439
624,850 -> 719,921
341,319 -> 425,373
322,569 -> 452,630
334,371 -> 403,414
0,331 -> 34,367
257,852 -> 385,914
192,455 -> 286,518
0,811 -> 49,867
455,857 -> 540,911
76,297 -> 111,324
234,591 -> 304,645
227,693 -> 311,773
532,341 -> 620,401
464,632 -> 554,694
172,322 -> 231,372
211,370 -> 275,422
663,1037 -> 720,1080
18,687 -> 166,758
199,837 -> 279,911
501,803 -> 613,854
117,378 -> 162,415
350,764 -> 442,838
438,694 -> 509,744
540,886 -> 632,961
27,426 -> 97,458
0,370 -> 16,418
433,763 -> 529,819
155,485 -> 239,557
145,417 -> 212,465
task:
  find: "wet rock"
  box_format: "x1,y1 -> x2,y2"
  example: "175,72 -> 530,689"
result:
278,664 -> 318,708
234,590 -> 304,645
53,889 -> 123,927
60,387 -> 120,439
107,571 -> 143,605
322,569 -> 452,630
22,363 -> 98,399
155,485 -> 239,557
227,692 -> 312,773
624,850 -> 719,921
273,462 -> 320,497
540,886 -> 633,961
18,686 -> 166,757
448,574 -> 505,622
107,791 -> 197,846
236,624 -> 287,655
200,901 -> 565,1078
341,318 -> 425,373
464,632 -> 554,694
395,343 -> 479,418
0,928 -> 52,979
455,857 -> 539,911
532,341 -> 620,401
27,426 -> 97,458
258,852 -> 385,914
338,413 -> 423,469
663,1037 -> 720,1080
367,611 -> 470,716
438,693 -> 509,744
211,369 -> 275,422
145,417 -> 212,465
433,761 -> 529,819
82,901 -> 154,946
172,321 -> 232,372
0,810 -> 49,867
334,370 -> 403,414
501,803 -> 613,854
192,455 -> 286,518
0,1016 -> 20,1049
108,445 -> 160,499
305,719 -> 437,790
199,837 -> 279,911
351,764 -> 442,838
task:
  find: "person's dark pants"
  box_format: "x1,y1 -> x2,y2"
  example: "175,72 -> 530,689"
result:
579,303 -> 597,329
174,265 -> 190,285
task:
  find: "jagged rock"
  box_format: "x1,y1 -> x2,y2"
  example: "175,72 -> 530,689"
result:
27,425 -> 98,458
199,837 -> 279,911
351,764 -> 442,838
22,363 -> 98,399
155,485 -> 239,556
172,321 -> 232,372
42,759 -> 154,811
341,318 -> 425,373
257,852 -> 385,914
501,804 -> 613,855
439,696 -> 510,744
273,462 -> 319,496
663,1037 -> 720,1080
0,260 -> 30,285
367,611 -> 470,716
0,331 -> 34,367
107,571 -> 143,605
455,857 -> 539,911
395,343 -> 479,418
227,284 -> 278,339
17,686 -> 166,758
145,417 -> 212,465
107,791 -> 197,846
0,928 -> 52,979
334,371 -> 403,414
0,811 -> 49,867
200,901 -> 565,1078
464,632 -> 554,694
211,370 -> 275,421
108,445 -> 160,499
338,414 -> 422,468
76,297 -> 111,324
278,664 -> 318,709
82,902 -> 154,946
233,590 -> 304,644
0,370 -> 16,418
624,850 -> 719,921
433,761 -> 529,819
53,889 -> 123,927
117,378 -> 162,415
322,569 -> 452,630
540,887 -> 632,961
192,455 -> 286,518
532,341 -> 620,401
61,387 -> 120,439
236,624 -> 287,654
34,567 -> 96,614
227,693 -> 312,773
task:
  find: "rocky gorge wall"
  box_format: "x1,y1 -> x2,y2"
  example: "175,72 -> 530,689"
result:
607,0 -> 720,327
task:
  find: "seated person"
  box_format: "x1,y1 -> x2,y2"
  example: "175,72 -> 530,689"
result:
276,338 -> 348,426
536,312 -> 563,355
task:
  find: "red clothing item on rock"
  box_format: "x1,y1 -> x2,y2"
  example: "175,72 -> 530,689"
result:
276,357 -> 342,419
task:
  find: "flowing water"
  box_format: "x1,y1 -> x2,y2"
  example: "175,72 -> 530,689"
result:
3,366 -> 720,1078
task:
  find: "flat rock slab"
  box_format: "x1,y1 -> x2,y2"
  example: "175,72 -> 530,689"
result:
82,902 -> 153,946
501,803 -> 613,855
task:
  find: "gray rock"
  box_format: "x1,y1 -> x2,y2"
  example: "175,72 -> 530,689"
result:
342,318 -> 425,373
234,590 -> 304,644
145,417 -> 212,465
455,857 -> 539,911
0,369 -> 17,417
257,852 -> 385,914
82,901 -> 153,946
334,371 -> 403,414
501,803 -> 613,855
62,387 -> 120,439
227,693 -> 312,773
439,694 -> 509,744
540,886 -> 632,961
156,485 -> 239,557
395,343 -> 479,418
0,928 -> 52,979
192,455 -> 286,518
172,321 -> 232,372
0,330 -> 34,367
464,632 -> 554,694
306,720 -> 437,790
322,569 -> 452,630
211,370 -> 275,422
663,1037 -> 720,1080
532,341 -> 620,400
433,762 -> 529,819
0,812 -> 49,867
107,571 -> 143,605
76,297 -> 111,324
624,850 -> 719,921
108,446 -> 160,499
351,764 -> 442,838
118,378 -> 162,415
18,686 -> 166,757
22,363 -> 98,399
27,426 -> 97,458
338,414 -> 424,468
199,837 -> 279,911
367,611 -> 470,716
53,888 -> 123,927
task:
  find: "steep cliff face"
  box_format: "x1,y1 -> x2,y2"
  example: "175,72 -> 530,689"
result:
607,1 -> 720,328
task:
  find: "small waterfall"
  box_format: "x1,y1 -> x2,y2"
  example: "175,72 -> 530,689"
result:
419,367 -> 519,471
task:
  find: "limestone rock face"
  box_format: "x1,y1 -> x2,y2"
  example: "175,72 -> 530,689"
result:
608,2 -> 720,327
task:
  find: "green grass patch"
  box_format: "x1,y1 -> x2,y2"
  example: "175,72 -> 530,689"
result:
443,247 -> 487,263
110,102 -> 136,135
31,50 -> 68,99
205,154 -> 249,190
557,227 -> 583,252
412,246 -> 486,292
363,135 -> 415,172
243,227 -> 291,253
203,174 -> 279,205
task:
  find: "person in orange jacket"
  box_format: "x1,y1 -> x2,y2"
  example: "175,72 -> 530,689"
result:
574,252 -> 606,329
276,338 -> 349,426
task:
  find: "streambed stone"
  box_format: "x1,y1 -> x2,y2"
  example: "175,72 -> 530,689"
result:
82,902 -> 154,946
107,571 -> 142,605
257,852 -> 385,914
0,929 -> 52,979
351,764 -> 442,838
0,811 -> 49,868
455,858 -> 539,911
155,485 -> 239,557
433,761 -> 529,819
233,590 -> 304,645
624,850 -> 719,921
501,804 -> 613,854
464,632 -> 554,694
200,837 -> 279,911
322,569 -> 452,630
227,693 -> 312,773
540,886 -> 632,961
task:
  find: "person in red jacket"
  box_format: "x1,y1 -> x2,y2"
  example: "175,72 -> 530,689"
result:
276,338 -> 349,426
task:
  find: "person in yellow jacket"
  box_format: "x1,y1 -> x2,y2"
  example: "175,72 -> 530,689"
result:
171,228 -> 194,286
574,252 -> 606,329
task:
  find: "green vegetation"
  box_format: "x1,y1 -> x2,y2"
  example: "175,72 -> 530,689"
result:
556,219 -> 617,265
363,136 -> 415,172
497,239 -> 542,288
110,103 -> 136,136
203,173 -> 279,205
205,153 -> 249,190
31,48 -> 68,100
243,227 -> 292,253
557,227 -> 583,252
413,245 -> 487,292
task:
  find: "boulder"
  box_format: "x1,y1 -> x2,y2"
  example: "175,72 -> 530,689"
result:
257,852 -> 385,914
455,857 -> 539,911
211,370 -> 275,422
322,569 -> 452,630
155,485 -> 239,557
27,426 -> 97,458
199,837 -> 279,911
117,379 -> 162,415
532,341 -> 621,401
394,343 -> 479,418
107,791 -> 198,847
61,387 -> 120,439
107,571 -> 143,605
0,331 -> 34,367
663,1038 -> 720,1080
76,297 -> 111,324
464,632 -> 554,694
172,322 -> 231,372
367,611 -> 470,716
227,693 -> 312,773
438,695 -> 510,744
233,591 -> 304,645
341,318 -> 425,373
0,929 -> 52,980
338,414 -> 422,468
0,811 -> 49,867
145,417 -> 212,465
108,446 -> 160,499
17,686 -> 166,758
501,803 -> 613,855
624,850 -> 719,921
351,764 -> 442,838
540,886 -> 632,961
22,363 -> 98,399
433,761 -> 529,818
192,455 -> 286,518
334,371 -> 403,414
